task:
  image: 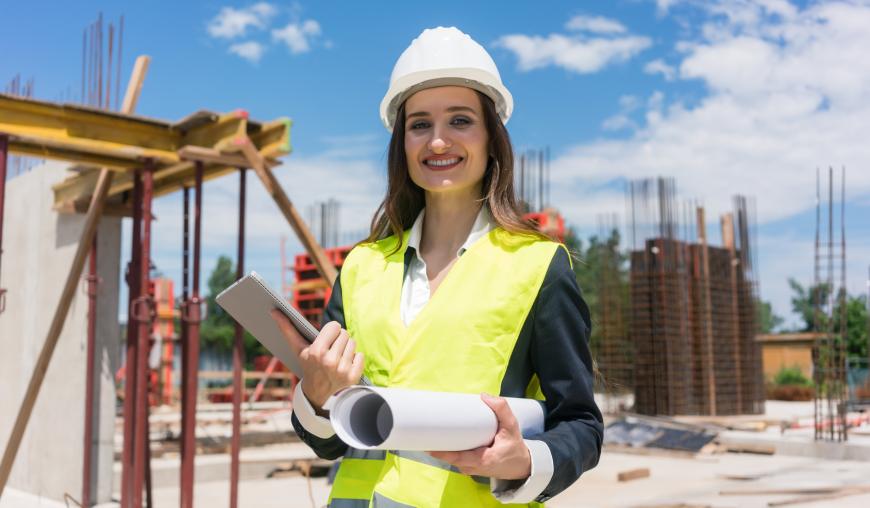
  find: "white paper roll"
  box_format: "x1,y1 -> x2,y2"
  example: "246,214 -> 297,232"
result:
324,386 -> 545,451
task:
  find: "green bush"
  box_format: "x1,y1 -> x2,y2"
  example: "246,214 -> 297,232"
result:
773,366 -> 813,387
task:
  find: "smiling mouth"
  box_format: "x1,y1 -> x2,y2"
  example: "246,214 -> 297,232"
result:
423,157 -> 463,170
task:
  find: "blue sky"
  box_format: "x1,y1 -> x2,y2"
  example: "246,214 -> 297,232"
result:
4,0 -> 870,328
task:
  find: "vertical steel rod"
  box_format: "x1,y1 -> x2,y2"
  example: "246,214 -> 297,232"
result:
121,173 -> 143,508
230,168 -> 247,508
181,162 -> 204,508
82,234 -> 98,507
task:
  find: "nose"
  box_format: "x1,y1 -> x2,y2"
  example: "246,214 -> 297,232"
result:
428,127 -> 452,154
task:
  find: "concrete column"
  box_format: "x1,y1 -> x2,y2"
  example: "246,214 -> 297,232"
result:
0,162 -> 121,504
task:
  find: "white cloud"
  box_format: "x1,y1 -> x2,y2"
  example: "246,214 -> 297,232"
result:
495,33 -> 652,74
551,0 -> 870,223
565,15 -> 627,34
228,41 -> 266,63
547,0 -> 870,322
207,3 -> 276,39
643,58 -> 676,80
272,19 -> 321,54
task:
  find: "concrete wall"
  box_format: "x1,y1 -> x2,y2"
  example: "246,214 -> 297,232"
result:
0,162 -> 121,504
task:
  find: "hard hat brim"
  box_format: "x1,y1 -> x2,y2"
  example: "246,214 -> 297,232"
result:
379,68 -> 513,132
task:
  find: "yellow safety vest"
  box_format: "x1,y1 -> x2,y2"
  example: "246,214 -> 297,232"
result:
329,227 -> 560,508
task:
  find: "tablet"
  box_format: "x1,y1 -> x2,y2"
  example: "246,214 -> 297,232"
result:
216,271 -> 318,378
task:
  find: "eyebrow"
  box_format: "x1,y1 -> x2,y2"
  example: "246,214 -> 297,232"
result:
406,105 -> 478,119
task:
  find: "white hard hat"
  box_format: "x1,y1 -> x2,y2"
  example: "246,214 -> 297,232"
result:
380,27 -> 513,132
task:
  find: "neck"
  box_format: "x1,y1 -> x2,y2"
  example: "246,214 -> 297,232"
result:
420,187 -> 483,255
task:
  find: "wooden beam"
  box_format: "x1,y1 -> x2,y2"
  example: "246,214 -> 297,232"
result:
0,55 -> 149,500
51,118 -> 291,210
177,145 -> 279,169
696,206 -> 717,415
235,137 -> 337,285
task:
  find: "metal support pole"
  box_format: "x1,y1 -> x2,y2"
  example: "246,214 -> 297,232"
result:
179,186 -> 190,482
82,234 -> 98,507
121,173 -> 143,508
132,163 -> 154,508
0,135 -> 7,313
180,162 -> 203,508
230,168 -> 246,508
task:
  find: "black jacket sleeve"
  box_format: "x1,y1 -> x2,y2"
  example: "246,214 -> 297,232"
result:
290,272 -> 350,460
528,248 -> 603,501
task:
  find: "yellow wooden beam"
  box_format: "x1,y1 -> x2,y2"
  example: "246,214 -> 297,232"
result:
49,114 -> 291,210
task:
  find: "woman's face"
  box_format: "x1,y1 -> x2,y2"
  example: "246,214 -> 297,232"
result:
404,86 -> 489,197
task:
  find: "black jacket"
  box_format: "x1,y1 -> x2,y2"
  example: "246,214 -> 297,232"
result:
291,246 -> 603,502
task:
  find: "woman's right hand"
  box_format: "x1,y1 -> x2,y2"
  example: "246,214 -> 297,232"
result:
270,310 -> 365,413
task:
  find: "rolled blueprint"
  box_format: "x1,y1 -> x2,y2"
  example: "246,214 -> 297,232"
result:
323,385 -> 545,451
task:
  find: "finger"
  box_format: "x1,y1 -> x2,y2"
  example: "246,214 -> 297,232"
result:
337,338 -> 356,373
324,329 -> 349,367
349,352 -> 365,383
482,394 -> 520,435
309,321 -> 341,356
270,309 -> 308,356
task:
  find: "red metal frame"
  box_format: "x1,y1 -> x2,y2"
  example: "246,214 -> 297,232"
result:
82,234 -> 99,506
0,135 -> 8,313
180,161 -> 203,508
120,171 -> 142,508
132,163 -> 154,508
230,167 -> 246,508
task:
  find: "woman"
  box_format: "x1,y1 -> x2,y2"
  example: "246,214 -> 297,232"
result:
273,27 -> 602,507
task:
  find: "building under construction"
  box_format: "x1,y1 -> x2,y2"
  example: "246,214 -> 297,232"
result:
596,178 -> 765,416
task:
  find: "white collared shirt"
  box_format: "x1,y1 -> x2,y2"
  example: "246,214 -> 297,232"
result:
292,206 -> 553,503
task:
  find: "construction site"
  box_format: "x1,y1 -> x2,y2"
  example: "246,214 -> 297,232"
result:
3,7 -> 870,508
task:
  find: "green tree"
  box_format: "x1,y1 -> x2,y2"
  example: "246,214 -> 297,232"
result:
200,255 -> 268,360
788,278 -> 832,332
789,279 -> 869,359
756,299 -> 784,333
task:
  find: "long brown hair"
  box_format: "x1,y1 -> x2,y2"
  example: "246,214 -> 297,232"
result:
366,89 -> 546,253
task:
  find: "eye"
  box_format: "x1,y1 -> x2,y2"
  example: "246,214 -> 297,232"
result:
451,116 -> 472,126
409,120 -> 430,130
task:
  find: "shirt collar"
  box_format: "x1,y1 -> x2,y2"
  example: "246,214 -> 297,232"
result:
407,205 -> 494,258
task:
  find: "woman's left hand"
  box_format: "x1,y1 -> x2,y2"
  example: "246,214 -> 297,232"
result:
429,393 -> 532,480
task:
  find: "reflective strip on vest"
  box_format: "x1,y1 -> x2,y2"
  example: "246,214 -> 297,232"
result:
371,492 -> 416,508
328,499 -> 370,508
333,227 -> 558,507
389,450 -> 489,485
345,448 -> 387,461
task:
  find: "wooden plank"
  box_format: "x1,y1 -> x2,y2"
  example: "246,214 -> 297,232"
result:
177,145 -> 279,169
51,118 -> 291,210
236,137 -> 337,285
617,468 -> 650,482
696,206 -> 717,415
0,56 -> 149,499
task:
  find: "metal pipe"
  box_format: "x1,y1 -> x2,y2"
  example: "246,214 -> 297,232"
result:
230,168 -> 247,508
120,172 -> 143,508
179,186 -> 190,494
181,162 -> 204,508
82,234 -> 98,507
132,163 -> 154,508
0,135 -> 7,313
